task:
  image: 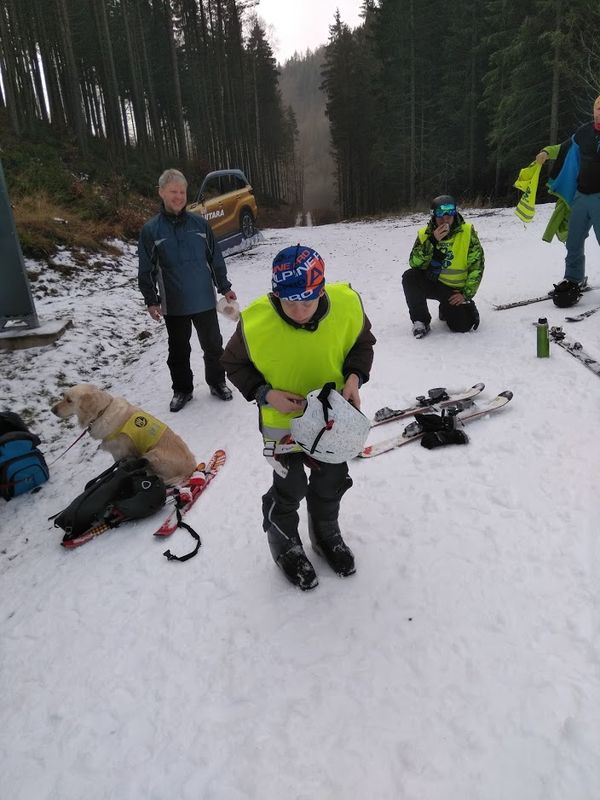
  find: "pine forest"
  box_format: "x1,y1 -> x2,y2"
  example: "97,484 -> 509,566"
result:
2,0 -> 600,219
320,0 -> 600,216
0,0 -> 300,205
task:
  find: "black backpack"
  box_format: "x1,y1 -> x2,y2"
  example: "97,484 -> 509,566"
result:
53,457 -> 166,541
0,411 -> 50,501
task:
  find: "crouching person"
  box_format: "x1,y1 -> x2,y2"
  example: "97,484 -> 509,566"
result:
402,194 -> 484,338
222,245 -> 376,590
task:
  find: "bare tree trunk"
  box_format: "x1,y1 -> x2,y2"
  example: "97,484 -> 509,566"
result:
409,0 -> 416,208
92,0 -> 125,159
252,55 -> 262,177
162,0 -> 188,160
467,19 -> 478,193
36,12 -> 66,129
122,0 -> 149,153
55,0 -> 87,152
8,0 -> 39,130
135,0 -> 164,161
198,0 -> 219,164
0,3 -> 21,134
20,0 -> 49,124
549,0 -> 562,144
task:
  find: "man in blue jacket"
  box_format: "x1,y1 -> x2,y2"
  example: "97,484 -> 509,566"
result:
138,169 -> 237,412
536,96 -> 600,307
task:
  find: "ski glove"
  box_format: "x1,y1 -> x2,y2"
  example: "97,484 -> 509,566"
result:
421,429 -> 469,449
413,410 -> 469,449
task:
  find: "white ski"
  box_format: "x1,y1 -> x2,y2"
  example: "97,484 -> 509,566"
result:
565,305 -> 600,323
360,391 -> 513,458
370,382 -> 485,427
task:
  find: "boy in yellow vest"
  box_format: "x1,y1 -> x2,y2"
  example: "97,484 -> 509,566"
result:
402,195 -> 484,338
222,245 -> 376,590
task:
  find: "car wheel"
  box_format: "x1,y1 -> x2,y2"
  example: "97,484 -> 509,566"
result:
240,209 -> 255,239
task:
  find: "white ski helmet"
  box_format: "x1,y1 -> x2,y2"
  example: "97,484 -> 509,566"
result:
290,383 -> 370,463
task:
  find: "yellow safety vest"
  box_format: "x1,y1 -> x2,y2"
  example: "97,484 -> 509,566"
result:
513,161 -> 542,223
417,224 -> 472,290
241,283 -> 364,444
106,412 -> 167,453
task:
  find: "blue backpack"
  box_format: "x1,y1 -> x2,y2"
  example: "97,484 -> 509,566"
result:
0,412 -> 49,501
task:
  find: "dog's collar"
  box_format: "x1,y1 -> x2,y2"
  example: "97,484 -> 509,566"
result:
86,398 -> 114,432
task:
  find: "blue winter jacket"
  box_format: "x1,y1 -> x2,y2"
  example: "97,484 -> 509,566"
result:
547,136 -> 580,206
138,207 -> 231,316
542,137 -> 580,243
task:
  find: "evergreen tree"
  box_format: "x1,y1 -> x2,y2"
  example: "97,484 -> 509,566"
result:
0,0 -> 297,205
322,10 -> 375,216
481,0 -> 597,195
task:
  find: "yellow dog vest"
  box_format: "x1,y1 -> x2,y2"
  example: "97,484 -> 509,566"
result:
107,412 -> 167,453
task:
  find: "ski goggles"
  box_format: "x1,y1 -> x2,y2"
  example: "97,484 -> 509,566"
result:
433,204 -> 457,217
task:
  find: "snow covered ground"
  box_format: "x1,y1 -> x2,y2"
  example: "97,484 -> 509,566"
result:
1,204 -> 600,800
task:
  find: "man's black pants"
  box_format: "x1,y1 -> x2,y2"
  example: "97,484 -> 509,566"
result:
262,454 -> 352,559
402,268 -> 479,332
164,310 -> 225,393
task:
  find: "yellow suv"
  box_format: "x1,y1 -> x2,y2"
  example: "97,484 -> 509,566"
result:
188,169 -> 258,246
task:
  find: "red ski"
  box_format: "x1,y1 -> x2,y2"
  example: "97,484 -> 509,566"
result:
62,450 -> 226,549
61,515 -> 123,549
154,449 -> 226,537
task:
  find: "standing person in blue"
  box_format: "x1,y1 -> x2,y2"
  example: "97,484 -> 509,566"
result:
535,95 -> 600,308
221,246 -> 376,590
138,169 -> 236,412
402,195 -> 484,338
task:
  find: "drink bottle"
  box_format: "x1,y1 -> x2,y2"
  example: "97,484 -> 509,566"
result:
537,317 -> 549,357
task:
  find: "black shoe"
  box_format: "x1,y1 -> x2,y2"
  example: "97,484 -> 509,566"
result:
275,545 -> 319,590
210,383 -> 233,401
308,518 -> 355,577
169,392 -> 193,412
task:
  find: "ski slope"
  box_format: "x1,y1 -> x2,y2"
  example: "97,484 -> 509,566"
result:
1,204 -> 599,800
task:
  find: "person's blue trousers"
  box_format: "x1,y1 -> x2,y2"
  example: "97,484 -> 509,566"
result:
564,191 -> 600,282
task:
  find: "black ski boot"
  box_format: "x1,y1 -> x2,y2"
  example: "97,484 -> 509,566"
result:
308,517 -> 355,577
551,279 -> 584,308
275,544 -> 319,590
266,526 -> 318,590
209,383 -> 233,401
170,391 -> 193,412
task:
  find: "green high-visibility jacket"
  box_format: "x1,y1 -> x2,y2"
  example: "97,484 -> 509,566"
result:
409,217 -> 484,299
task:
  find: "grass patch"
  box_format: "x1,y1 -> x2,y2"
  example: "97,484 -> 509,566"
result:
12,193 -> 124,257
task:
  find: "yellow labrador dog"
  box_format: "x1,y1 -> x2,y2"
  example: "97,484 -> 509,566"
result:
52,383 -> 196,486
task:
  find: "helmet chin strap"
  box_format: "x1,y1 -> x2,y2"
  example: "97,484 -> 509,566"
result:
316,382 -> 336,422
307,383 -> 337,453
308,420 -> 334,455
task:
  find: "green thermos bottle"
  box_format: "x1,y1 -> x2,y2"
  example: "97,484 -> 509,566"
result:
537,317 -> 549,357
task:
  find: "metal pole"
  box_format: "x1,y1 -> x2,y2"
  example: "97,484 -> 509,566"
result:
0,159 -> 39,329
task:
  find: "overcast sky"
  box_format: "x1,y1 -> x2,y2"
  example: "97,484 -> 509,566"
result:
255,0 -> 363,63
